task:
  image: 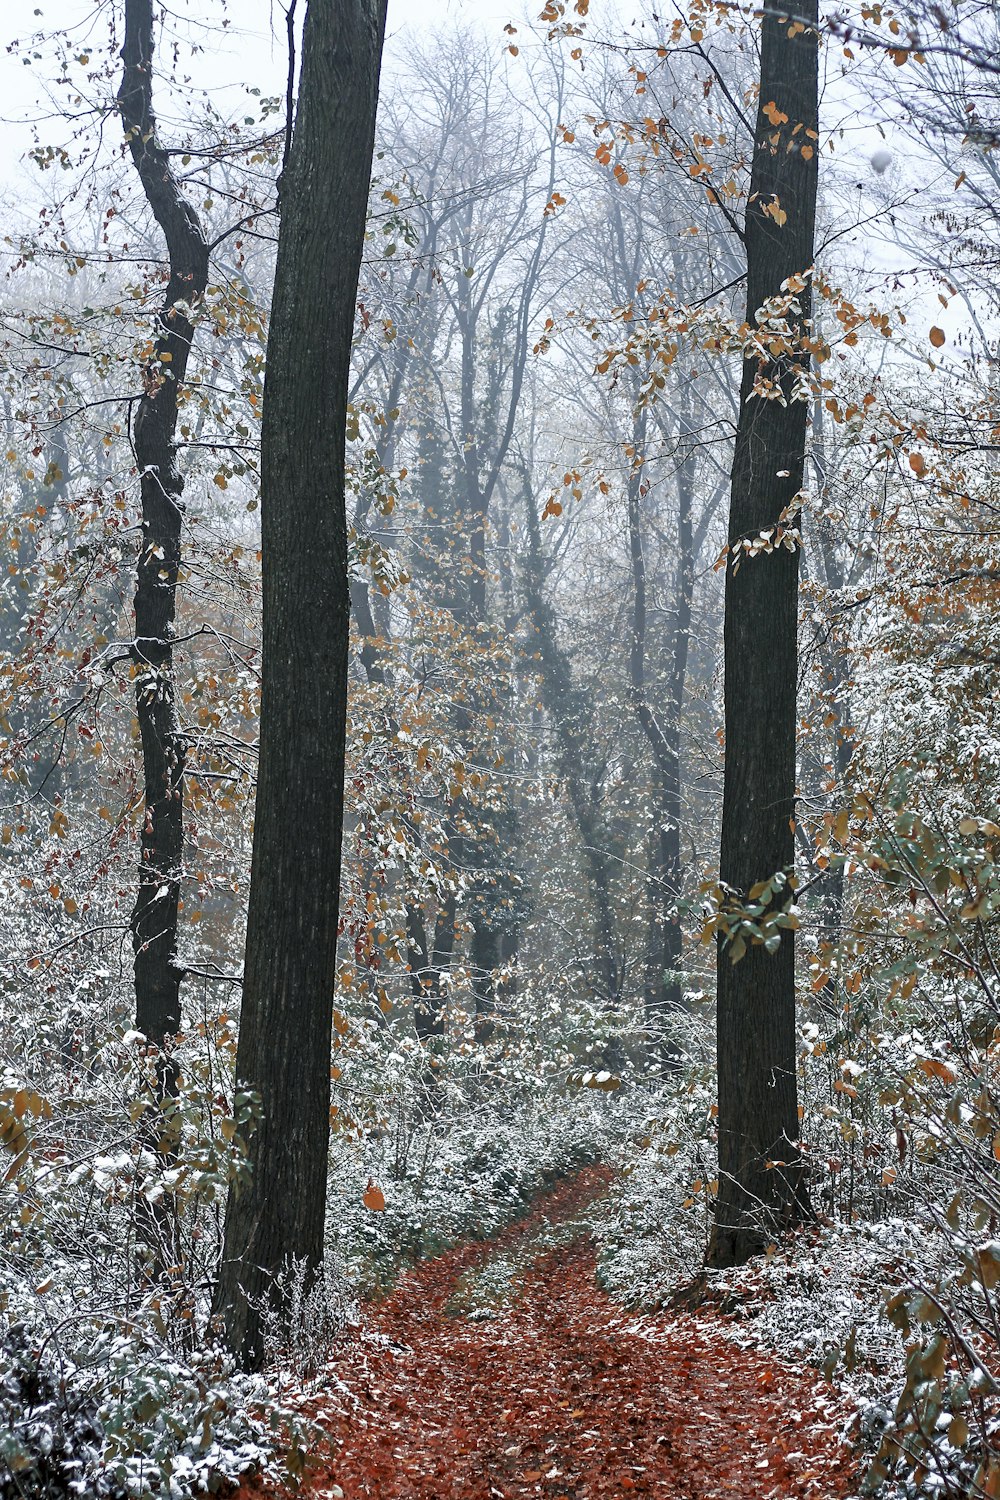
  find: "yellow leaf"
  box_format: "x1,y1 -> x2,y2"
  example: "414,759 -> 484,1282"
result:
978,1246 -> 1000,1291
0,1102 -> 28,1159
948,1415 -> 969,1449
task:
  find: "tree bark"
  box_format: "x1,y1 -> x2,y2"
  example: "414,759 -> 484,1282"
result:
215,0 -> 388,1368
708,0 -> 819,1268
117,0 -> 209,1049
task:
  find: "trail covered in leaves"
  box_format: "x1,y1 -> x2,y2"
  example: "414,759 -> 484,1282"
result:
236,1170 -> 860,1499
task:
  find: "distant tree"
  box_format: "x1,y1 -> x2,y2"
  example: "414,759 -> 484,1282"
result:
520,470 -> 621,1010
363,38 -> 568,1041
215,0 -> 388,1366
708,0 -> 819,1267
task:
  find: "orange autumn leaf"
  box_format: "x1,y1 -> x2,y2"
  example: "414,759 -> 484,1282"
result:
363,1180 -> 386,1212
917,1056 -> 956,1084
929,325 -> 945,348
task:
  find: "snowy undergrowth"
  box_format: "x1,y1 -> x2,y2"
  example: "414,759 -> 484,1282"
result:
696,1216 -> 1000,1500
327,1048 -> 639,1296
0,1022 -> 316,1499
594,1100 -> 995,1498
705,1218 -> 917,1387
3,1003 -> 647,1495
318,993 -> 665,1293
0,1294 -> 286,1499
595,1074 -> 718,1307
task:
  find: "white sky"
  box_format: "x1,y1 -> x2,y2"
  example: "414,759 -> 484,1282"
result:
0,0 -> 988,353
0,2 -> 932,196
0,0 -> 518,195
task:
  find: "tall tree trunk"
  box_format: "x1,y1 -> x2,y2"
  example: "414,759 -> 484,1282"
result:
215,0 -> 388,1368
708,0 -> 819,1268
117,0 -> 209,1050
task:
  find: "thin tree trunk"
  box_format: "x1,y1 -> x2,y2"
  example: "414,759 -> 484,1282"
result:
215,0 -> 388,1368
626,402 -> 696,1067
117,0 -> 209,1050
406,902 -> 445,1041
708,0 -> 819,1268
521,481 -> 618,1005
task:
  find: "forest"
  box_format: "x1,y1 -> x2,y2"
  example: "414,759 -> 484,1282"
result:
1,0 -> 999,1496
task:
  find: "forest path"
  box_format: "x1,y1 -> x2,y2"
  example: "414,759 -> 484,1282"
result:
237,1168 -> 859,1499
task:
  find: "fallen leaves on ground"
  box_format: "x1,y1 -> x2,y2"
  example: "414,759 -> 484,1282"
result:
233,1168 -> 859,1499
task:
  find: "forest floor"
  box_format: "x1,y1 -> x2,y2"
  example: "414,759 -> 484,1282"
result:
233,1167 -> 862,1499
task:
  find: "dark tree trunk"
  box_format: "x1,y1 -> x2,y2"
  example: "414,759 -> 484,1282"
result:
350,575 -> 389,688
708,0 -> 819,1269
407,901 -> 445,1042
215,0 -> 388,1368
470,921 -> 500,1044
117,0 -> 209,1049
